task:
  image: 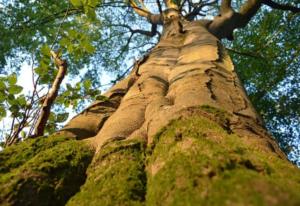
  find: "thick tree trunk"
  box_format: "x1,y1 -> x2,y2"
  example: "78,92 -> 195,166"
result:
58,15 -> 284,157
1,13 -> 300,206
66,15 -> 299,205
59,18 -> 285,158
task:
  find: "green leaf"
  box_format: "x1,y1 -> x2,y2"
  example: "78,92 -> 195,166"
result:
66,83 -> 73,90
0,80 -> 6,90
83,41 -> 95,53
49,112 -> 56,121
70,0 -> 83,7
88,0 -> 99,7
56,113 -> 69,122
67,44 -> 75,54
35,64 -> 48,76
75,82 -> 81,90
9,105 -> 20,116
0,92 -> 5,103
21,131 -> 27,138
68,29 -> 78,39
7,73 -> 17,85
17,95 -> 27,106
41,44 -> 51,57
7,94 -> 16,105
84,6 -> 96,20
83,79 -> 92,90
8,85 -> 23,95
59,38 -> 70,47
0,104 -> 6,119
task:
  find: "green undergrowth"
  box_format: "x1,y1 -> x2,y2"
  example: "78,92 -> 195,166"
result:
67,139 -> 146,206
0,136 -> 94,206
146,114 -> 300,206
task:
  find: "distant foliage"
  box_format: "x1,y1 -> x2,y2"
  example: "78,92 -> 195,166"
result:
228,3 -> 300,165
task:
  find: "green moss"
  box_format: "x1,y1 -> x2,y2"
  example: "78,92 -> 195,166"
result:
0,136 -> 71,173
199,105 -> 231,130
146,115 -> 300,206
1,113 -> 300,205
0,136 -> 94,206
67,139 -> 146,206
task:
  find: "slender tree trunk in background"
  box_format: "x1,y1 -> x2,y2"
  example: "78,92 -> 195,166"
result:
2,9 -> 300,206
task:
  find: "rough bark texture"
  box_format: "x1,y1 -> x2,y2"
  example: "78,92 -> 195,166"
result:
1,10 -> 300,206
59,12 -> 284,157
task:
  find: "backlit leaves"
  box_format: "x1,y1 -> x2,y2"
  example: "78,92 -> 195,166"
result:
70,0 -> 83,7
0,75 -> 25,120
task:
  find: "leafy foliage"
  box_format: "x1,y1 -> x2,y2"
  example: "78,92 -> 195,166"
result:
227,2 -> 300,165
0,74 -> 24,119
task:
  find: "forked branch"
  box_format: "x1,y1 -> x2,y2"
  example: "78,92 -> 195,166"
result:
129,0 -> 163,24
209,0 -> 300,40
185,0 -> 218,21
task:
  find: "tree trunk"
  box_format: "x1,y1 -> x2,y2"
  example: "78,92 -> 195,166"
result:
58,17 -> 285,158
1,13 -> 300,206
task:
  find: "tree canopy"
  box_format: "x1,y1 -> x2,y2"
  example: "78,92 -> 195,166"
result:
0,0 -> 299,165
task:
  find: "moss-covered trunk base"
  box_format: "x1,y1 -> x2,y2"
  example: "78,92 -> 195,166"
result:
146,111 -> 300,206
1,110 -> 300,206
66,139 -> 146,206
0,136 -> 94,206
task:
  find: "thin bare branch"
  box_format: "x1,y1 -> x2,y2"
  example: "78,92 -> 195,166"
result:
129,0 -> 162,24
262,0 -> 300,13
109,23 -> 158,37
33,51 -> 67,137
226,47 -> 264,59
185,0 -> 217,21
156,0 -> 163,14
137,0 -> 150,12
129,0 -> 150,17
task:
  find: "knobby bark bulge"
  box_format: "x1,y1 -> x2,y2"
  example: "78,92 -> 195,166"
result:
2,7 -> 300,206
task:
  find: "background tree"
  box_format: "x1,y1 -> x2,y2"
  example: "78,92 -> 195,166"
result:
0,0 -> 300,205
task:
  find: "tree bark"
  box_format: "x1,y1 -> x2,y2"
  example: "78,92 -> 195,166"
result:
59,11 -> 285,158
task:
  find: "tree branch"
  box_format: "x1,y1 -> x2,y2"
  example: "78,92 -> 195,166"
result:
156,0 -> 163,14
208,0 -> 262,40
110,23 -> 158,37
226,47 -> 264,59
129,0 -> 163,24
238,0 -> 262,27
185,0 -> 217,21
129,0 -> 150,17
33,51 -> 67,137
164,0 -> 179,9
262,0 -> 300,13
220,0 -> 233,13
